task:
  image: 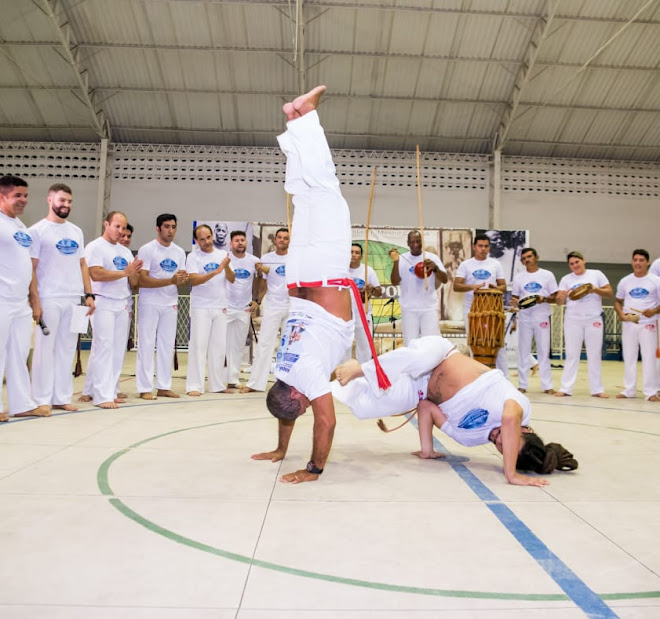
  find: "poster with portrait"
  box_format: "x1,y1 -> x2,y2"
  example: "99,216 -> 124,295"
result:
192,220 -> 256,254
258,223 -> 289,257
440,229 -> 472,322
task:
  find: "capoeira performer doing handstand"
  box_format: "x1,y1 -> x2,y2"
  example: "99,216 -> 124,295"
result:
332,336 -> 579,486
252,86 -> 390,483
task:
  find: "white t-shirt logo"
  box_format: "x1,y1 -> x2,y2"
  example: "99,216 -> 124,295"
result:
56,238 -> 79,255
13,231 -> 32,248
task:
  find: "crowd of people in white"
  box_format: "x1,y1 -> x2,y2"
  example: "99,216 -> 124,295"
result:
1,171 -> 660,425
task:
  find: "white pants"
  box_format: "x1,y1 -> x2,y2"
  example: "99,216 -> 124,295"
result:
89,296 -> 130,405
0,300 -> 37,414
621,321 -> 659,399
226,306 -> 250,385
333,335 -> 456,420
401,309 -> 439,346
247,305 -> 289,391
186,307 -> 228,394
464,309 -> 508,377
560,315 -> 604,395
84,310 -> 132,398
31,296 -> 79,406
278,110 -> 351,286
136,302 -> 178,393
517,318 -> 552,391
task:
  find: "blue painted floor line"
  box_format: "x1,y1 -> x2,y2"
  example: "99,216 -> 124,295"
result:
411,417 -> 617,618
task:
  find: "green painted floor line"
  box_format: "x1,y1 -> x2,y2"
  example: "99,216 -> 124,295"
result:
96,419 -> 660,604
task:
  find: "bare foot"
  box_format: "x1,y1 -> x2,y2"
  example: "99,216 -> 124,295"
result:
140,392 -> 157,401
592,393 -> 610,399
52,404 -> 78,411
615,394 -> 629,399
187,391 -> 202,397
117,392 -> 128,399
0,413 -> 9,423
78,394 -> 92,402
335,359 -> 363,386
239,386 -> 259,393
97,401 -> 119,409
544,389 -> 556,395
412,450 -> 446,459
13,405 -> 51,418
518,388 -> 527,393
530,364 -> 539,376
219,388 -> 236,394
554,391 -> 570,397
283,85 -> 326,120
157,389 -> 180,398
114,398 -> 126,404
648,395 -> 660,402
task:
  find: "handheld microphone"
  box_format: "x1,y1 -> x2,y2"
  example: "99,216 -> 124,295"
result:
37,318 -> 50,336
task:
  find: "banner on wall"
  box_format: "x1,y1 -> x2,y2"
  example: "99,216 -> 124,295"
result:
242,224 -> 529,335
350,227 -> 441,330
192,220 -> 256,254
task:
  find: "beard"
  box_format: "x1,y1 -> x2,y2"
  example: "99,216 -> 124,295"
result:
53,206 -> 71,219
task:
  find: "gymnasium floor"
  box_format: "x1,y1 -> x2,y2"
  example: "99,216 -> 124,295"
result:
1,353 -> 658,618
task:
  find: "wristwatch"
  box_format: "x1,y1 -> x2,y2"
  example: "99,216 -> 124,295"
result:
84,293 -> 96,300
306,460 -> 324,475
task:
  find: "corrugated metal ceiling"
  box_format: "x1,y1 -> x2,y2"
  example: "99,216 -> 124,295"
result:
0,0 -> 659,160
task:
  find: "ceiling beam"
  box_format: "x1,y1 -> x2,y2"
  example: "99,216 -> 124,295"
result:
3,40 -> 659,73
1,123 -> 658,154
126,0 -> 660,25
3,84 -> 660,115
492,0 -> 559,152
37,0 -> 110,139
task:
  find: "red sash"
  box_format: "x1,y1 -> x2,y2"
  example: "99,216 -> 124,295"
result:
287,278 -> 391,390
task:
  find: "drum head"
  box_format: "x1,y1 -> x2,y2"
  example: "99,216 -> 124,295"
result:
568,282 -> 593,300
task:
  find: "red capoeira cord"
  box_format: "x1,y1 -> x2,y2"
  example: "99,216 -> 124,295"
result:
287,278 -> 392,390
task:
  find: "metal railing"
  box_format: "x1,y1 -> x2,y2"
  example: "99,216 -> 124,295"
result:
83,295 -> 623,360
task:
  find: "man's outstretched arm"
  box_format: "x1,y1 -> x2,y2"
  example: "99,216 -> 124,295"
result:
251,418 -> 296,462
281,392 -> 336,484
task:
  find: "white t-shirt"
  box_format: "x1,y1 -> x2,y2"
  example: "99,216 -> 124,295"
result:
226,252 -> 259,309
0,211 -> 33,302
559,269 -> 609,320
441,370 -> 531,447
397,251 -> 445,311
511,268 -> 558,323
456,257 -> 505,311
260,251 -> 289,311
29,219 -> 84,299
649,257 -> 660,278
85,237 -> 134,301
616,273 -> 660,325
274,297 -> 354,400
137,239 -> 186,306
348,264 -> 381,315
186,248 -> 229,309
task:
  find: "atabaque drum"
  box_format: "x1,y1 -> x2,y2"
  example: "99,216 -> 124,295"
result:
468,288 -> 505,368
